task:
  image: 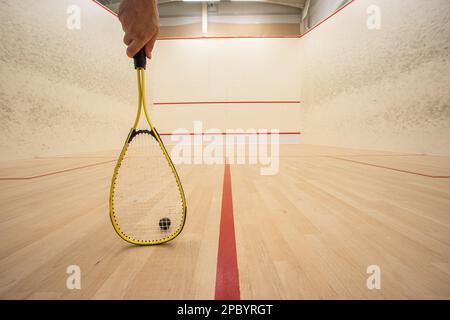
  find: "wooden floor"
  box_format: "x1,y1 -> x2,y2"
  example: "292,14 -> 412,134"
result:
0,145 -> 449,299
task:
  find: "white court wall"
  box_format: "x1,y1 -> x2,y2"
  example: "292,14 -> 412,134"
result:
0,0 -> 136,160
1,0 -> 449,160
148,38 -> 301,134
299,0 -> 450,155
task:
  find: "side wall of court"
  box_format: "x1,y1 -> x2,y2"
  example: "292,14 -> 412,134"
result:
298,0 -> 450,155
0,0 -> 136,160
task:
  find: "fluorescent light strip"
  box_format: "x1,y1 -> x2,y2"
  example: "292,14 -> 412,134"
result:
202,2 -> 208,33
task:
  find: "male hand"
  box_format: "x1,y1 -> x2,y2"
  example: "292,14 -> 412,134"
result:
118,0 -> 160,59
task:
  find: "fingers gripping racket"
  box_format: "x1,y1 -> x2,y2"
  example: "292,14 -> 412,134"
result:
109,49 -> 187,245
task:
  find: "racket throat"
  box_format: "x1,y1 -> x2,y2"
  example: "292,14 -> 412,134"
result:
127,129 -> 157,144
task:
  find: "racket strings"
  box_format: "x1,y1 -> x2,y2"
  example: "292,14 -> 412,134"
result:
111,69 -> 184,243
113,131 -> 184,241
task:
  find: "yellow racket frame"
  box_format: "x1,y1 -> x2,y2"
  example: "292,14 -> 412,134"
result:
109,68 -> 187,245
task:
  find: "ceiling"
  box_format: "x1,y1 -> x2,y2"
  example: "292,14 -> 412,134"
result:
98,0 -> 307,12
159,1 -> 307,9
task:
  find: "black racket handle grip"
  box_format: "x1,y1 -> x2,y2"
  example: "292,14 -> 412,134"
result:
134,48 -> 147,70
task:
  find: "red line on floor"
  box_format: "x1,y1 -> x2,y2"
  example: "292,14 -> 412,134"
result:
0,160 -> 116,181
154,101 -> 301,106
215,161 -> 240,300
328,156 -> 450,179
